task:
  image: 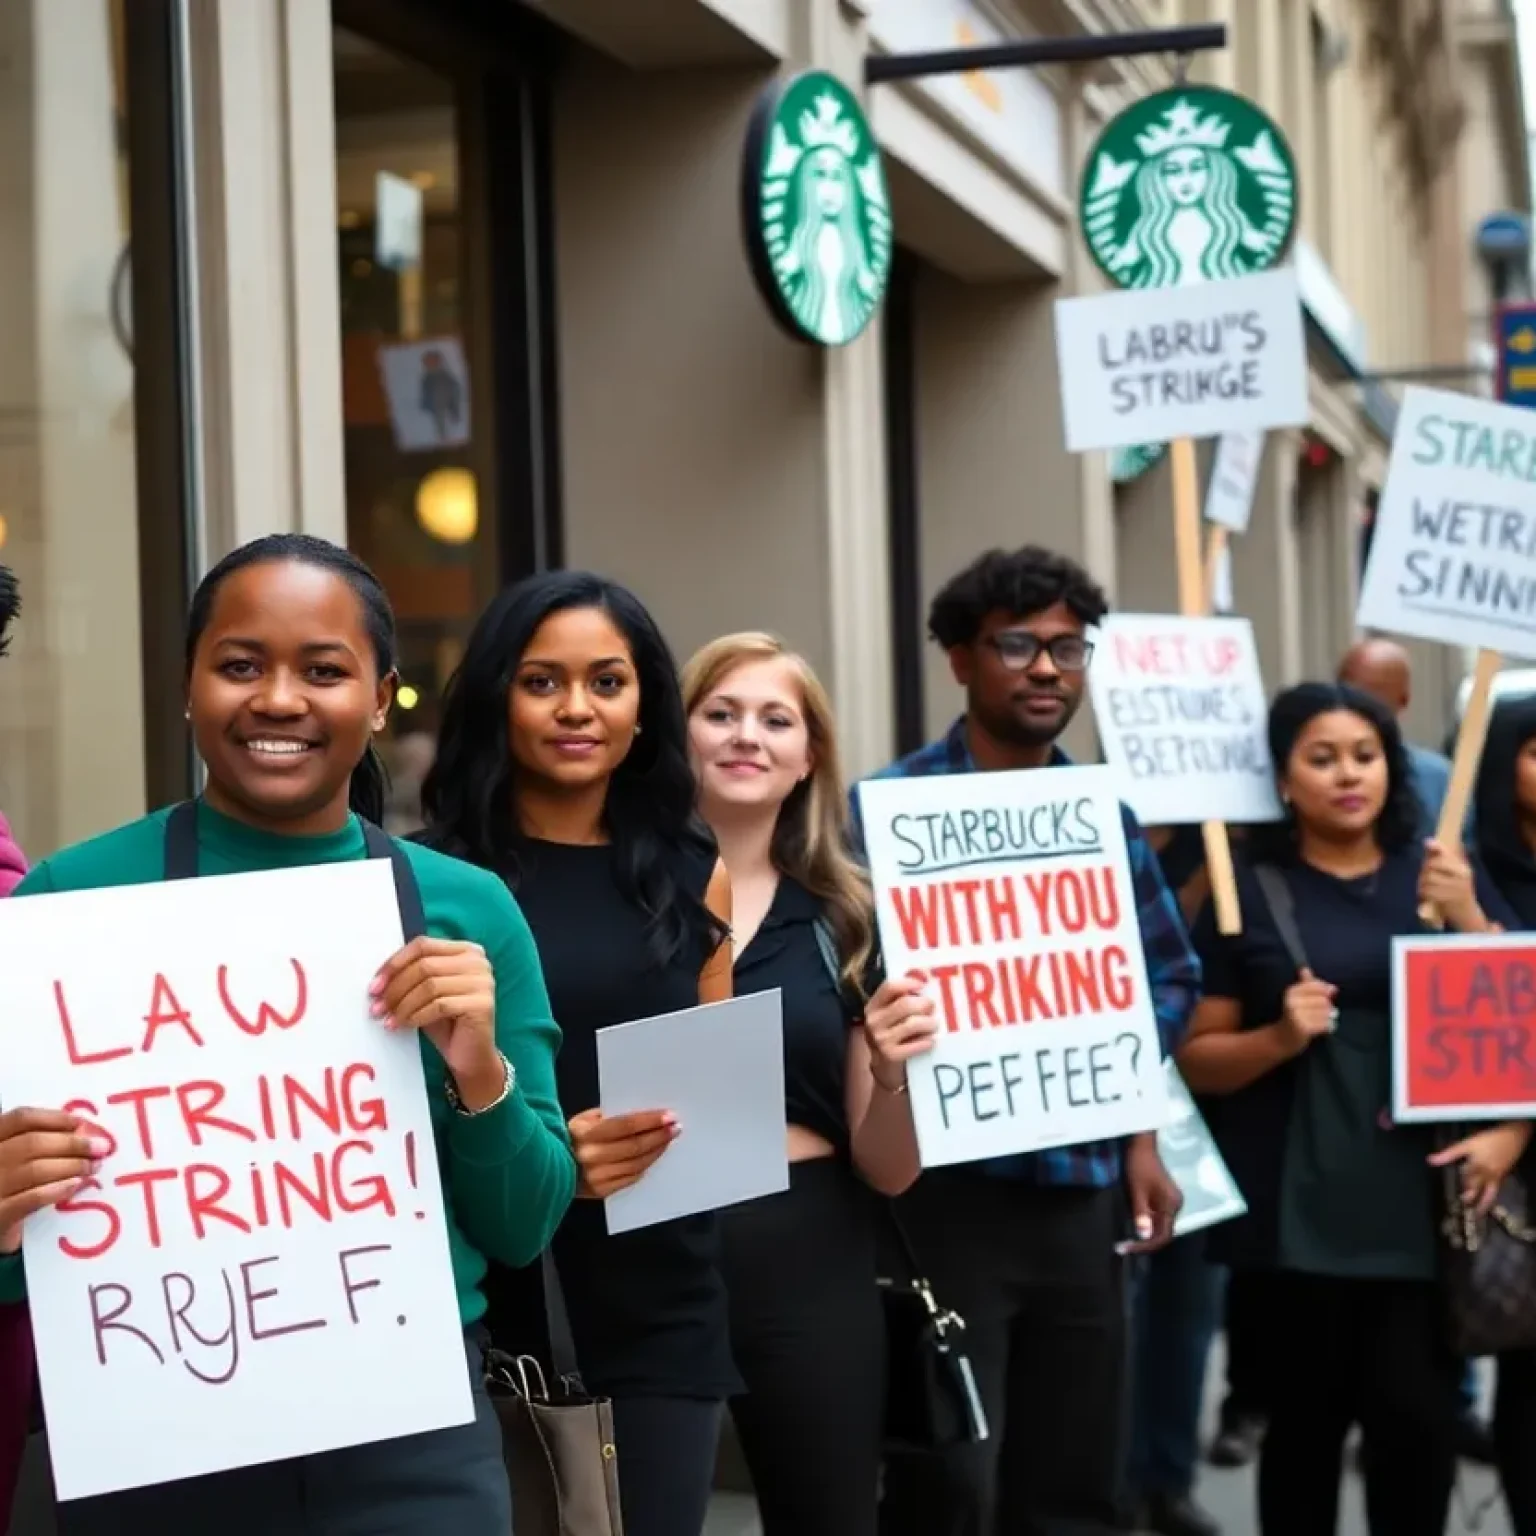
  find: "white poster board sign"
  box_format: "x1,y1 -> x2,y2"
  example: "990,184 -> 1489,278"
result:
1357,385 -> 1536,658
1089,615 -> 1281,827
1158,1062 -> 1247,1237
598,992 -> 788,1235
0,863 -> 470,1501
1053,268 -> 1308,453
857,766 -> 1168,1169
1205,429 -> 1265,533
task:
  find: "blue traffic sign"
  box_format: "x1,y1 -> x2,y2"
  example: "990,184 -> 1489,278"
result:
1495,301 -> 1536,408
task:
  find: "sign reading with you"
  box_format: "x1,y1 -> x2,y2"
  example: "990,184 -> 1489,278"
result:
1392,933 -> 1536,1123
0,861 -> 471,1502
857,767 -> 1168,1168
1089,614 -> 1280,828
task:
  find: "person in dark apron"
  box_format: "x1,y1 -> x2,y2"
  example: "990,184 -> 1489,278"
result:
0,534 -> 577,1533
1175,681 -> 1521,1536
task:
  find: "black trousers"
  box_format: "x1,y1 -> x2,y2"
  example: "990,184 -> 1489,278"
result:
52,1334 -> 510,1535
1221,1266 -> 1270,1421
721,1157 -> 884,1536
1251,1271 -> 1459,1536
879,1174 -> 1127,1536
1497,1350 -> 1536,1535
609,1396 -> 723,1536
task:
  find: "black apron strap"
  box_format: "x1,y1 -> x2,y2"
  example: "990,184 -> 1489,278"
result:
162,802 -> 426,944
163,799 -> 200,882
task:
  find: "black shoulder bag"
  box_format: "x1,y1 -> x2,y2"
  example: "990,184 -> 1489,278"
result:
812,919 -> 988,1452
165,803 -> 624,1536
1254,861 -> 1536,1357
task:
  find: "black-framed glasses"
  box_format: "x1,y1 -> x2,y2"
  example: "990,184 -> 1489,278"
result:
985,632 -> 1094,672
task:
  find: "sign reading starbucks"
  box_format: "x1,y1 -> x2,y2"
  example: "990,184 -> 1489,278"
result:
1080,86 -> 1298,290
741,71 -> 893,347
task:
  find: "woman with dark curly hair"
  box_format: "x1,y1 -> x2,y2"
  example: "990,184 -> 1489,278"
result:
1177,681 -> 1519,1536
417,571 -> 734,1536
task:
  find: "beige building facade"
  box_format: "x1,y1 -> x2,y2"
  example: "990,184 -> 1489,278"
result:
1,0 -> 1531,860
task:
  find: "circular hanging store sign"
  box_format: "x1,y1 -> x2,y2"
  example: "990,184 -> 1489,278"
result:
741,70 -> 894,347
1079,85 -> 1298,290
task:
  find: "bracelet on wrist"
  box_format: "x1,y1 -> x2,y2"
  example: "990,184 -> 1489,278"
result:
872,1068 -> 909,1096
445,1052 -> 515,1117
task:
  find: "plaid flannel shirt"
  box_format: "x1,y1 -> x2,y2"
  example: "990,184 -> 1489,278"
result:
850,716 -> 1201,1188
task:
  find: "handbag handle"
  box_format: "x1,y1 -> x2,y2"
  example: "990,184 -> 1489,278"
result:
812,916 -> 929,1286
1251,863 -> 1309,976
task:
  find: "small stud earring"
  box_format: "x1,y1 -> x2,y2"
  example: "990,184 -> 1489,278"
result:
634,723 -> 643,737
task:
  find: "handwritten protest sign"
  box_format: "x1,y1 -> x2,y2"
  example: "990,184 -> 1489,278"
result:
1204,429 -> 1264,534
1158,1061 -> 1246,1237
1089,614 -> 1280,828
857,766 -> 1168,1168
1392,933 -> 1536,1122
0,862 -> 470,1501
1358,387 -> 1536,658
1052,269 -> 1307,454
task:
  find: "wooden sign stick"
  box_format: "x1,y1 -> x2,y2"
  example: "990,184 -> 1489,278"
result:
1171,438 -> 1242,935
1418,647 -> 1501,929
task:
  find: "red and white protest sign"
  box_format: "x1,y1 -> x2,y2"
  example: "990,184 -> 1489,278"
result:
1392,933 -> 1536,1122
857,766 -> 1168,1168
0,861 -> 471,1501
1089,614 -> 1280,828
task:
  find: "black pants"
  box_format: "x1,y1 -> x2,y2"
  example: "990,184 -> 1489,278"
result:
1497,1350 -> 1536,1535
722,1157 -> 884,1536
609,1396 -> 722,1536
1252,1271 -> 1458,1536
879,1174 -> 1127,1536
53,1334 -> 510,1535
1222,1265 -> 1270,1421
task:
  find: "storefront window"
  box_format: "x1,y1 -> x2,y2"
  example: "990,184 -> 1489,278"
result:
333,25 -> 500,833
0,0 -> 148,857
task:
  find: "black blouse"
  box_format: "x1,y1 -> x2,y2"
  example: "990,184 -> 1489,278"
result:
734,877 -> 862,1149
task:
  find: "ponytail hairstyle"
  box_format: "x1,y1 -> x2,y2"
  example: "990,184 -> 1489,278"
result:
184,534 -> 398,825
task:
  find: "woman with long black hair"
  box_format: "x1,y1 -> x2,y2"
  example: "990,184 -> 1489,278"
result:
418,571 -> 734,1536
1468,695 -> 1536,1533
1177,681 -> 1518,1536
0,533 -> 575,1532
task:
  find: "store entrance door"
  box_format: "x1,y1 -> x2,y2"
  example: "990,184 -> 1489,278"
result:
331,0 -> 561,832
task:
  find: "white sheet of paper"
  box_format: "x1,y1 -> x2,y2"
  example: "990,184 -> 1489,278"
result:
1204,429 -> 1265,533
0,861 -> 471,1501
598,992 -> 788,1235
1053,269 -> 1308,453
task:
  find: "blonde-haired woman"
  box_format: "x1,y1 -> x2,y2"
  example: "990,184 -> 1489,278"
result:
682,632 -> 937,1536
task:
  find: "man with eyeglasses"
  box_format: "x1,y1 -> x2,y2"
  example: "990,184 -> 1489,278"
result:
856,546 -> 1201,1536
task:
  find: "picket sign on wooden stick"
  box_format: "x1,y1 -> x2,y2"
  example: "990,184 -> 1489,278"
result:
1418,647 -> 1502,929
1170,437 -> 1242,935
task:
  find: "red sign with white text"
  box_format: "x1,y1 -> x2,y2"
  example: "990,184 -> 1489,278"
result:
1393,935 -> 1536,1121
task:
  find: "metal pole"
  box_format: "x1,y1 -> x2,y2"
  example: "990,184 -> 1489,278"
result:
865,24 -> 1227,84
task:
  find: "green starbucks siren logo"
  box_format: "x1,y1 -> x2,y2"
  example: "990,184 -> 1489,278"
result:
1080,85 -> 1298,290
742,70 -> 893,347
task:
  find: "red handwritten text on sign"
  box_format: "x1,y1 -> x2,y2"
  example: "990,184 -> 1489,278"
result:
1401,945 -> 1536,1112
47,957 -> 426,1387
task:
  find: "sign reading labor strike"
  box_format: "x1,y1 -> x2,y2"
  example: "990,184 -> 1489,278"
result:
1088,614 -> 1280,828
857,767 -> 1168,1168
0,862 -> 471,1501
1392,933 -> 1536,1122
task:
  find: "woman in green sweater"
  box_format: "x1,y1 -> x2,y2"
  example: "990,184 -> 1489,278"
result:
0,534 -> 575,1532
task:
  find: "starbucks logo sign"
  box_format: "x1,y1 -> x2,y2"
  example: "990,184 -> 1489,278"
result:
1080,86 -> 1298,290
742,71 -> 893,347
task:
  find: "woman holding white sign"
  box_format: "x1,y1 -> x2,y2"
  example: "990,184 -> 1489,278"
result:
419,571 -> 735,1536
682,632 -> 935,1536
1177,681 -> 1518,1536
0,534 -> 578,1531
